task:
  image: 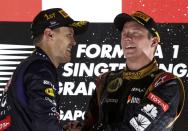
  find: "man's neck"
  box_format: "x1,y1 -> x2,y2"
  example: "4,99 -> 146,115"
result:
47,55 -> 59,68
36,45 -> 59,68
126,57 -> 152,71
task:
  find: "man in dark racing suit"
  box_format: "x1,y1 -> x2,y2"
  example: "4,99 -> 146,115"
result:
1,8 -> 88,131
80,11 -> 185,131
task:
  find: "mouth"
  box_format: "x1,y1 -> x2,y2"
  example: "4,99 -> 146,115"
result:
67,47 -> 72,52
125,45 -> 136,49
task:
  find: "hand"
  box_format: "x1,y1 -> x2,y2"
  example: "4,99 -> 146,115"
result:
69,127 -> 81,131
64,121 -> 82,131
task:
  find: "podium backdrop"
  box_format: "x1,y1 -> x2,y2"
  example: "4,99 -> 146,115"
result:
0,1 -> 188,130
0,22 -> 188,130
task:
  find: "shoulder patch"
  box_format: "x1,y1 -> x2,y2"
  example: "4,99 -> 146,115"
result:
107,77 -> 123,92
147,92 -> 169,112
144,72 -> 176,97
45,87 -> 55,97
152,72 -> 176,88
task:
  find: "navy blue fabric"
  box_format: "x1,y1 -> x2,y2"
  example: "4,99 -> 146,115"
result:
6,48 -> 63,131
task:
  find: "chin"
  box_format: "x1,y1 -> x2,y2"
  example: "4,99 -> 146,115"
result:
126,56 -> 139,61
125,54 -> 135,58
61,57 -> 71,63
65,58 -> 71,62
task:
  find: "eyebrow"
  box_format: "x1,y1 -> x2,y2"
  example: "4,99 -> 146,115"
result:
122,28 -> 146,33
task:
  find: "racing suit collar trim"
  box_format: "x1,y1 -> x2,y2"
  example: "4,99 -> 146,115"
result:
33,47 -> 50,60
123,59 -> 158,80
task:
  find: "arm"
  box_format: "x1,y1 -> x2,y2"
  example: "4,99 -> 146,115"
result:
82,72 -> 110,131
24,61 -> 63,131
82,90 -> 99,131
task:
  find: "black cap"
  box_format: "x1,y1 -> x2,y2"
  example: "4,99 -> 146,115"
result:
114,11 -> 160,42
31,8 -> 89,39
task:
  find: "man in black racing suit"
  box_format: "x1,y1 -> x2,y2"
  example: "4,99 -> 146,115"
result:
81,11 -> 185,131
1,8 -> 89,131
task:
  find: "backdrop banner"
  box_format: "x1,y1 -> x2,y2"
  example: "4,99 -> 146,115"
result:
0,22 -> 188,130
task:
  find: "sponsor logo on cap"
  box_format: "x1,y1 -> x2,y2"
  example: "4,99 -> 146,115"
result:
69,21 -> 88,28
44,13 -> 56,21
58,10 -> 69,18
132,11 -> 150,22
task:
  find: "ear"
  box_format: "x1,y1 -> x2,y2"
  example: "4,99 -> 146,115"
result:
151,37 -> 158,48
43,28 -> 54,40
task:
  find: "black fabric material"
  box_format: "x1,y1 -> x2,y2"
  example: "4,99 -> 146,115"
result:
83,62 -> 181,131
6,48 -> 63,131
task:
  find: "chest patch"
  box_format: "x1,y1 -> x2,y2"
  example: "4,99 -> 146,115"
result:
107,78 -> 123,93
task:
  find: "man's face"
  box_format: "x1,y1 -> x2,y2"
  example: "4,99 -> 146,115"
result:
53,27 -> 76,63
121,21 -> 156,61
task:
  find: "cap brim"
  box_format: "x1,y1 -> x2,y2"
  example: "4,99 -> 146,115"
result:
114,13 -> 136,31
68,21 -> 89,35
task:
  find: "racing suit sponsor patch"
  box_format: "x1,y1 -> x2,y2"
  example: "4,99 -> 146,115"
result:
45,97 -> 57,106
130,114 -> 151,131
141,104 -> 158,120
131,87 -> 145,93
0,115 -> 11,130
152,73 -> 175,88
107,78 -> 123,92
43,80 -> 53,86
45,87 -> 55,97
147,92 -> 169,112
101,98 -> 119,104
127,95 -> 140,104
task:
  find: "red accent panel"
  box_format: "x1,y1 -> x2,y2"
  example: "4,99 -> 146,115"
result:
0,115 -> 11,130
147,92 -> 169,112
122,0 -> 188,23
0,0 -> 42,22
152,72 -> 175,88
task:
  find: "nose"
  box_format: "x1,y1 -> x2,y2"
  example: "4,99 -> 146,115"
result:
122,33 -> 132,42
71,38 -> 76,46
70,35 -> 76,46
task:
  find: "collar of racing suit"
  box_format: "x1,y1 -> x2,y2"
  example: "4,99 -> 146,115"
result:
33,47 -> 57,68
33,47 -> 50,60
123,59 -> 158,80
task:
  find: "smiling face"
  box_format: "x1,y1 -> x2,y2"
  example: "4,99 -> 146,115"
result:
52,27 -> 76,64
121,21 -> 157,62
